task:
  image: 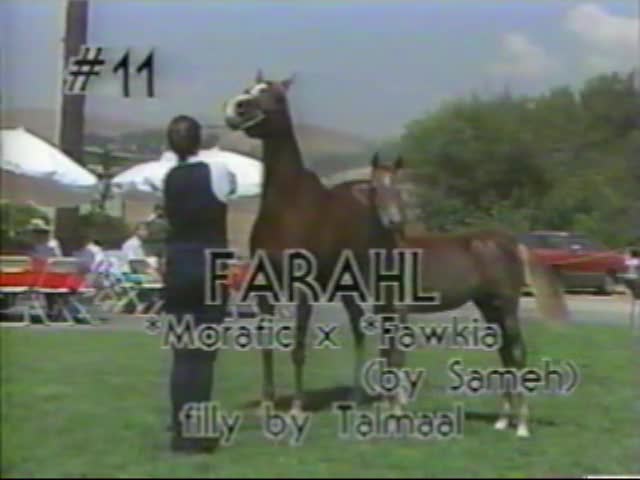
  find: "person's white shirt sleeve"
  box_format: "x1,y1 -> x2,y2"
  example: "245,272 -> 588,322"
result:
90,245 -> 105,271
122,236 -> 145,260
50,238 -> 63,257
208,162 -> 237,202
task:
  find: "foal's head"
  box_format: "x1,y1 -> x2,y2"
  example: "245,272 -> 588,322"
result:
224,70 -> 295,139
369,153 -> 407,234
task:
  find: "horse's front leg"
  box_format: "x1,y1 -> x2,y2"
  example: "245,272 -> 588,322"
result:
291,295 -> 312,414
373,301 -> 406,413
257,296 -> 276,408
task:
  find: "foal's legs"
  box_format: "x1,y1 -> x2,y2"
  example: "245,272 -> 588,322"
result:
373,301 -> 407,411
341,294 -> 366,397
475,294 -> 529,437
291,295 -> 312,413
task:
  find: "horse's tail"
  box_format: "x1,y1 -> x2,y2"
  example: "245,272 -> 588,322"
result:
517,243 -> 571,322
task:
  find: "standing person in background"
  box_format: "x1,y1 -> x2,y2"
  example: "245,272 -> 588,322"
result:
121,223 -> 148,261
144,204 -> 169,274
162,114 -> 236,454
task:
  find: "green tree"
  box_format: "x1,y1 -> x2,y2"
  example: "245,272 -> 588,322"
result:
402,94 -> 549,230
0,201 -> 50,253
399,70 -> 639,245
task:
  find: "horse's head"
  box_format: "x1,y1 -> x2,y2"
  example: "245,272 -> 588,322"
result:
224,70 -> 295,138
369,153 -> 407,234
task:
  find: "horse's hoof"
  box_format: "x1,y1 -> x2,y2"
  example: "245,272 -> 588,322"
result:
290,400 -> 304,416
494,417 -> 510,431
516,425 -> 530,438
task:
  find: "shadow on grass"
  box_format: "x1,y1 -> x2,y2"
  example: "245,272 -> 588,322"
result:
463,410 -> 558,427
240,385 -> 380,412
239,385 -> 558,427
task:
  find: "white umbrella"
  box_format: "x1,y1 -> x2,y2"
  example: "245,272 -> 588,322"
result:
0,127 -> 99,207
111,146 -> 263,201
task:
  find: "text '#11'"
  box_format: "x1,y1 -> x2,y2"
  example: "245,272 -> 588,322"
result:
63,45 -> 156,98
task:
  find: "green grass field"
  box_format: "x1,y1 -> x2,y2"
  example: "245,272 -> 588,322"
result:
1,320 -> 638,478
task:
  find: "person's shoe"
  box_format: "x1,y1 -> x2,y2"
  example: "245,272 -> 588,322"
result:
170,435 -> 220,454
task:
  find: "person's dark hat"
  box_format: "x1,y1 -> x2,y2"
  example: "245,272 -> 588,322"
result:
167,115 -> 202,160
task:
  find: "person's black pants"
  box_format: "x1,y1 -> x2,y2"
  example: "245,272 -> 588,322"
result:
168,311 -> 225,435
163,242 -> 229,443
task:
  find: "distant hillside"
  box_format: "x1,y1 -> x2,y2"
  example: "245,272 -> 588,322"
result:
1,109 -> 152,143
1,109 -> 59,143
207,124 -> 377,176
2,108 -> 375,176
118,122 -> 372,155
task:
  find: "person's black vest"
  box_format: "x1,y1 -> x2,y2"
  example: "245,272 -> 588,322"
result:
163,161 -> 227,246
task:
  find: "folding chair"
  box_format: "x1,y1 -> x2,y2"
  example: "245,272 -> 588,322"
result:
128,258 -> 165,315
33,257 -> 96,325
88,256 -> 127,312
92,252 -> 146,315
0,255 -> 41,326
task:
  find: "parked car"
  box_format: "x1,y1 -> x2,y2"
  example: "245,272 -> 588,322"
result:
517,231 -> 627,295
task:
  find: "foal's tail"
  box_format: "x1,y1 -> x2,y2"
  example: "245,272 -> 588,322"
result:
517,244 -> 571,323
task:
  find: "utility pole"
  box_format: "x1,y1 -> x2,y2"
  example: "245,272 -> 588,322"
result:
56,0 -> 89,254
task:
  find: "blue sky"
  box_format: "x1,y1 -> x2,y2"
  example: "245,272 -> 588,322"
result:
2,1 -> 638,139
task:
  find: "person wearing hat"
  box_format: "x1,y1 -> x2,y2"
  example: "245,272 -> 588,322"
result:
26,218 -> 63,321
162,115 -> 236,454
27,218 -> 62,261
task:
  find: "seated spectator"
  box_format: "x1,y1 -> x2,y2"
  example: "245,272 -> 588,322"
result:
73,231 -> 105,276
121,223 -> 148,260
25,218 -> 65,321
144,204 -> 169,262
27,218 -> 62,264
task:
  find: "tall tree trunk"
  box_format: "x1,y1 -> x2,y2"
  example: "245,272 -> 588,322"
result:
56,0 -> 88,255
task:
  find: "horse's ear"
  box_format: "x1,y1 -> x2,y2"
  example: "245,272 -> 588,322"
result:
394,155 -> 404,170
371,152 -> 380,168
281,73 -> 296,91
256,69 -> 264,83
351,183 -> 371,206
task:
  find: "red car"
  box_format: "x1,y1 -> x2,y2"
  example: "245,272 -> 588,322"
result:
518,231 -> 627,294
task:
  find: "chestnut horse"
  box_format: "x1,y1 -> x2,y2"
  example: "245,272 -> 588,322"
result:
355,153 -> 571,438
223,72 -> 397,412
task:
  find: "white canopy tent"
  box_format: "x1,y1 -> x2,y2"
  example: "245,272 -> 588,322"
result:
111,146 -> 263,202
0,127 -> 99,207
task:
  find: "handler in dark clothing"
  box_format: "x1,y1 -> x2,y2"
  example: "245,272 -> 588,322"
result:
163,115 -> 236,453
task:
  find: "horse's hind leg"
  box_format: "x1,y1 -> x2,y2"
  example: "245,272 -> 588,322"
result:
292,295 -> 312,413
501,298 -> 529,438
341,294 -> 366,400
475,295 -> 529,437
